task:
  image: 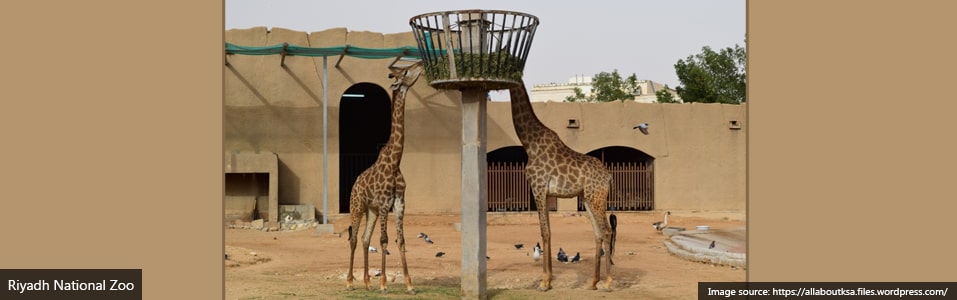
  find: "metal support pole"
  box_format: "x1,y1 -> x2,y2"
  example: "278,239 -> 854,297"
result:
322,56 -> 329,224
459,87 -> 488,300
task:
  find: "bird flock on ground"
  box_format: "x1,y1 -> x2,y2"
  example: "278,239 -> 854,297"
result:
361,208 -> 710,264
357,198 -> 729,276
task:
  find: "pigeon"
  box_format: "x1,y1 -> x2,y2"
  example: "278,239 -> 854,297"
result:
424,236 -> 434,244
514,243 -> 524,250
372,269 -> 382,277
385,249 -> 391,255
633,123 -> 650,135
435,252 -> 445,258
532,243 -> 542,262
368,246 -> 377,253
570,252 -> 581,263
709,241 -> 716,249
557,248 -> 569,263
417,232 -> 428,239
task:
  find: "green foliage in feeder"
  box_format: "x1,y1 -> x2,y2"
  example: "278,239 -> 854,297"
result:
424,51 -> 524,84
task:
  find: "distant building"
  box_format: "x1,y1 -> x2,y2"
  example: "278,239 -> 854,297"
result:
529,75 -> 681,103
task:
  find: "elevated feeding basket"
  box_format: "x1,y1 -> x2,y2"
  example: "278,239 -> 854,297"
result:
409,10 -> 539,90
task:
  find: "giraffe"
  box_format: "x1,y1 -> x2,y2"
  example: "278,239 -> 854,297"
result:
508,80 -> 617,291
345,60 -> 423,295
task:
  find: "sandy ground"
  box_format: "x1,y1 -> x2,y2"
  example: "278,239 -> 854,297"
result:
225,211 -> 745,299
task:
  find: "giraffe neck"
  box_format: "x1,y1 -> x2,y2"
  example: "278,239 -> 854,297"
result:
509,81 -> 550,152
379,84 -> 407,167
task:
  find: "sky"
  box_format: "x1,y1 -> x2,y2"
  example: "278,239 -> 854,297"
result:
225,0 -> 745,100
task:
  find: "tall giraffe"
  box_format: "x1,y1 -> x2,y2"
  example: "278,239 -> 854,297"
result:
509,80 -> 617,291
345,61 -> 423,295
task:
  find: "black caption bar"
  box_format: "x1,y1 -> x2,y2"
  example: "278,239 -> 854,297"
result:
700,282 -> 956,299
1,269 -> 141,300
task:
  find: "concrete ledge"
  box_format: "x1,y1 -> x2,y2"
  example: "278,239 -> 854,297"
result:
662,227 -> 686,236
224,152 -> 279,224
280,204 -> 316,222
664,228 -> 747,269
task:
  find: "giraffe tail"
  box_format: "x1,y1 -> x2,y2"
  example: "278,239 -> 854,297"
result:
609,214 -> 617,265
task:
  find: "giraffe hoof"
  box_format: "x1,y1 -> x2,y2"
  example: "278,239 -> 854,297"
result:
406,289 -> 417,295
537,285 -> 551,292
380,288 -> 388,294
587,285 -> 598,290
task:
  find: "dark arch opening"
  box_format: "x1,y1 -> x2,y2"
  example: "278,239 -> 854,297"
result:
585,146 -> 656,211
586,146 -> 654,163
338,83 -> 391,213
487,145 -> 528,163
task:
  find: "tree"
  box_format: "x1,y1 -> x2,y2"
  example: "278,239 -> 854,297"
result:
674,44 -> 746,104
564,70 -> 639,102
564,87 -> 589,102
655,89 -> 680,103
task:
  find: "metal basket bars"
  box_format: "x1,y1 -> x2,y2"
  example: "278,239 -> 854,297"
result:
409,10 -> 539,90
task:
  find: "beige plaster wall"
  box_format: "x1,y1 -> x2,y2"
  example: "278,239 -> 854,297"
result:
225,27 -> 746,216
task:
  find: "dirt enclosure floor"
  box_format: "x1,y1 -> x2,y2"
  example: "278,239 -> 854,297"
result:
226,211 -> 745,299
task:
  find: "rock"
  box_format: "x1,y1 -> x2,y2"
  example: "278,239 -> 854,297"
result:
252,219 -> 265,230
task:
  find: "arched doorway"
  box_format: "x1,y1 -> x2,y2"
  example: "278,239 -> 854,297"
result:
586,146 -> 655,211
338,83 -> 391,213
486,146 -> 537,212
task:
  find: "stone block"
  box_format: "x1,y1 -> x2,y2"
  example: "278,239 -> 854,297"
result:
251,219 -> 264,230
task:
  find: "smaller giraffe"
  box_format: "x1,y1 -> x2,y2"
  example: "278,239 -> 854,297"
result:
346,61 -> 423,295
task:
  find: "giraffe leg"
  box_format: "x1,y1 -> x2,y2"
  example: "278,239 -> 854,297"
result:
346,196 -> 364,291
532,187 -> 552,291
598,194 -> 615,291
588,187 -> 615,291
361,209 -> 378,291
581,200 -> 604,290
393,179 -> 415,294
346,223 -> 360,290
378,207 -> 390,294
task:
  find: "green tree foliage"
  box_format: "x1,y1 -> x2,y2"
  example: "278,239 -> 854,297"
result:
564,87 -> 589,102
674,44 -> 746,104
564,70 -> 639,102
655,89 -> 680,103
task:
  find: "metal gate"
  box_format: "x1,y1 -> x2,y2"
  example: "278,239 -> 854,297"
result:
581,161 -> 655,211
486,161 -> 531,212
487,160 -> 654,212
339,153 -> 379,213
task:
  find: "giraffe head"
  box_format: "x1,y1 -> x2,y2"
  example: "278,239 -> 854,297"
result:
388,60 -> 425,92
